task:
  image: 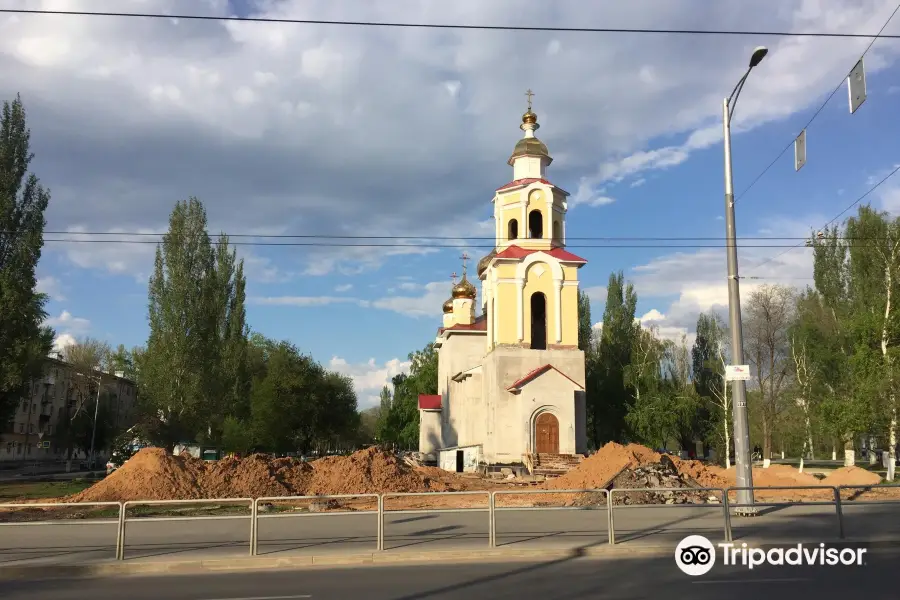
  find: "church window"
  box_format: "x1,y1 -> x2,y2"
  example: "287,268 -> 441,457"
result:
530,292 -> 547,350
508,218 -> 519,241
553,220 -> 561,242
528,210 -> 543,239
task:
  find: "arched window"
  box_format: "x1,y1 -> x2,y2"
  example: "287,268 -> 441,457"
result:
553,220 -> 561,243
528,210 -> 543,239
530,292 -> 547,350
508,218 -> 518,241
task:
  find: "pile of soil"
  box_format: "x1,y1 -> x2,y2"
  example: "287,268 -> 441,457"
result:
544,442 -> 660,490
65,446 -> 450,503
824,465 -> 883,487
609,458 -> 719,505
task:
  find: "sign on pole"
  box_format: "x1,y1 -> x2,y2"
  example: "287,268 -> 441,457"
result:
848,58 -> 866,114
725,365 -> 751,381
794,129 -> 807,171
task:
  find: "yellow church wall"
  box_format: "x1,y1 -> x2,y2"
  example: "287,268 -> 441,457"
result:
522,263 -> 558,346
494,281 -> 519,344
560,285 -> 579,346
562,265 -> 579,282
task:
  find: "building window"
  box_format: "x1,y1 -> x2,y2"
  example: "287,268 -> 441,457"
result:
508,218 -> 518,241
530,292 -> 547,350
528,210 -> 543,239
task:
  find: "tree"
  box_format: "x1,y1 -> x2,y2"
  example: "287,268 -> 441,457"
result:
744,284 -> 796,460
593,271 -> 639,445
844,207 -> 900,478
378,343 -> 437,449
693,312 -> 731,467
140,198 -> 218,449
577,289 -> 593,353
57,337 -> 111,466
0,94 -> 54,422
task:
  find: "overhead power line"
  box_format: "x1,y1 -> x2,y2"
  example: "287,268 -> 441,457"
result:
2,8 -> 900,38
746,161 -> 900,273
734,2 -> 900,203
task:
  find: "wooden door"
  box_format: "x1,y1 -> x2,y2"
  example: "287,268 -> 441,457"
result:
535,413 -> 560,454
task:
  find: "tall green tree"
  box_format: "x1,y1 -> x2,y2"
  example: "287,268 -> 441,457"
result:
577,289 -> 593,353
692,312 -> 731,466
0,95 -> 54,421
141,198 -> 218,449
592,271 -> 638,445
378,342 -> 437,449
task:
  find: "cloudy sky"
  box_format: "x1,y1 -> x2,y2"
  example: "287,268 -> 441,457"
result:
3,0 -> 900,407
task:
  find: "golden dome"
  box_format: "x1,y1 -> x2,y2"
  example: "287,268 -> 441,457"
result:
451,274 -> 477,299
477,248 -> 497,280
522,110 -> 538,124
508,136 -> 552,166
442,297 -> 454,313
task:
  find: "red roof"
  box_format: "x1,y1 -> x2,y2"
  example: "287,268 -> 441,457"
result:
438,316 -> 487,335
418,394 -> 442,410
495,178 -> 570,196
493,245 -> 587,264
507,364 -> 584,392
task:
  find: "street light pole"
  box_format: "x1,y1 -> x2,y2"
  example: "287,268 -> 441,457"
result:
723,45 -> 768,515
88,375 -> 101,470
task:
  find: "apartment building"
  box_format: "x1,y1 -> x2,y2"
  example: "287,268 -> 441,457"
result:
1,352 -> 138,463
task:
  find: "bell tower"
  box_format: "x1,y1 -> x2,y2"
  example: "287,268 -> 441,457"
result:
477,91 -> 586,352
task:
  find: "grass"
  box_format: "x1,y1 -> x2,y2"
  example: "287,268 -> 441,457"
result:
0,479 -> 94,502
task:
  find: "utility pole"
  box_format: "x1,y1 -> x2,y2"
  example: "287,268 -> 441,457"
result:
723,45 -> 769,516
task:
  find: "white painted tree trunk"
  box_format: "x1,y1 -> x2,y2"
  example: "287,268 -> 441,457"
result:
889,406 -> 897,481
723,417 -> 731,470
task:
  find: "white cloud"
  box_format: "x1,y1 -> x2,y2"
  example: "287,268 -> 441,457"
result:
4,0 -> 895,284
35,276 -> 65,301
881,185 -> 900,214
583,285 -> 608,302
370,281 -> 453,318
637,309 -> 696,349
334,283 -> 354,292
329,356 -> 411,408
44,310 -> 90,354
249,296 -> 368,307
52,333 -> 78,354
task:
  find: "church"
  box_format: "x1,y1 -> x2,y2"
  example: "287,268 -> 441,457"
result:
418,93 -> 589,473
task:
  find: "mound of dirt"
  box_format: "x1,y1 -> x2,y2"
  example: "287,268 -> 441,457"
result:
824,465 -> 883,487
64,446 -> 445,503
305,446 -> 429,495
544,442 -> 660,490
668,457 -> 730,488
720,463 -> 822,488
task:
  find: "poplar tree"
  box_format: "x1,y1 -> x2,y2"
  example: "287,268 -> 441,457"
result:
0,95 -> 54,420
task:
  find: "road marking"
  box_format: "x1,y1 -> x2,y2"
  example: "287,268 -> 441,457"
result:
692,578 -> 810,584
201,596 -> 312,600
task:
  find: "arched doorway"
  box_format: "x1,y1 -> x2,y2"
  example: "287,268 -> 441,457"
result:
508,219 -> 518,241
535,412 -> 559,454
530,292 -> 547,350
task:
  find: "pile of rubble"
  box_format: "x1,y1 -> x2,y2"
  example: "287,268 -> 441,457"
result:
608,456 -> 720,505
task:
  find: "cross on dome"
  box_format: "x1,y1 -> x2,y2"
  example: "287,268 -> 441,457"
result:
459,252 -> 470,275
525,89 -> 534,111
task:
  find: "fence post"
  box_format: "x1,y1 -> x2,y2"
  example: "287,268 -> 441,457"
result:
721,488 -> 732,542
377,494 -> 384,551
833,487 -> 845,540
607,490 -> 615,546
115,502 -> 125,561
489,492 -> 496,548
250,499 -> 257,556
118,502 -> 129,561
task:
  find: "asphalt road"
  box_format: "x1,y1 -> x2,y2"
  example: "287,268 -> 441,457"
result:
4,549 -> 900,600
2,501 -> 898,566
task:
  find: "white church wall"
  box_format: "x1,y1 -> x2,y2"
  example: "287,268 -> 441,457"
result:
438,445 -> 482,473
481,346 -> 586,463
438,332 -> 487,450
419,410 -> 442,455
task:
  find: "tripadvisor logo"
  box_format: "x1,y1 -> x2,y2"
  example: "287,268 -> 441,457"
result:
675,536 -> 867,576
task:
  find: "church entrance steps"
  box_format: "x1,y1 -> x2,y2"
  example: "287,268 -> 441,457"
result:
531,453 -> 583,478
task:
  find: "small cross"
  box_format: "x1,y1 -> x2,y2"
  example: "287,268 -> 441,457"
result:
450,272 -> 458,285
459,252 -> 470,274
525,89 -> 534,111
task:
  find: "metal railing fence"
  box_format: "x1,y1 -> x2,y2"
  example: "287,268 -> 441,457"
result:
1,483 -> 898,561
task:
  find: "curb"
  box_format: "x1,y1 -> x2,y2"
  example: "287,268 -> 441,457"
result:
0,546 -> 673,581
2,539 -> 897,581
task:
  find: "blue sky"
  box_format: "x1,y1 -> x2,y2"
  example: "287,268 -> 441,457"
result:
2,0 -> 899,407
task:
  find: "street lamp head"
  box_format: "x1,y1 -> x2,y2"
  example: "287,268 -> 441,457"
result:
749,46 -> 768,68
